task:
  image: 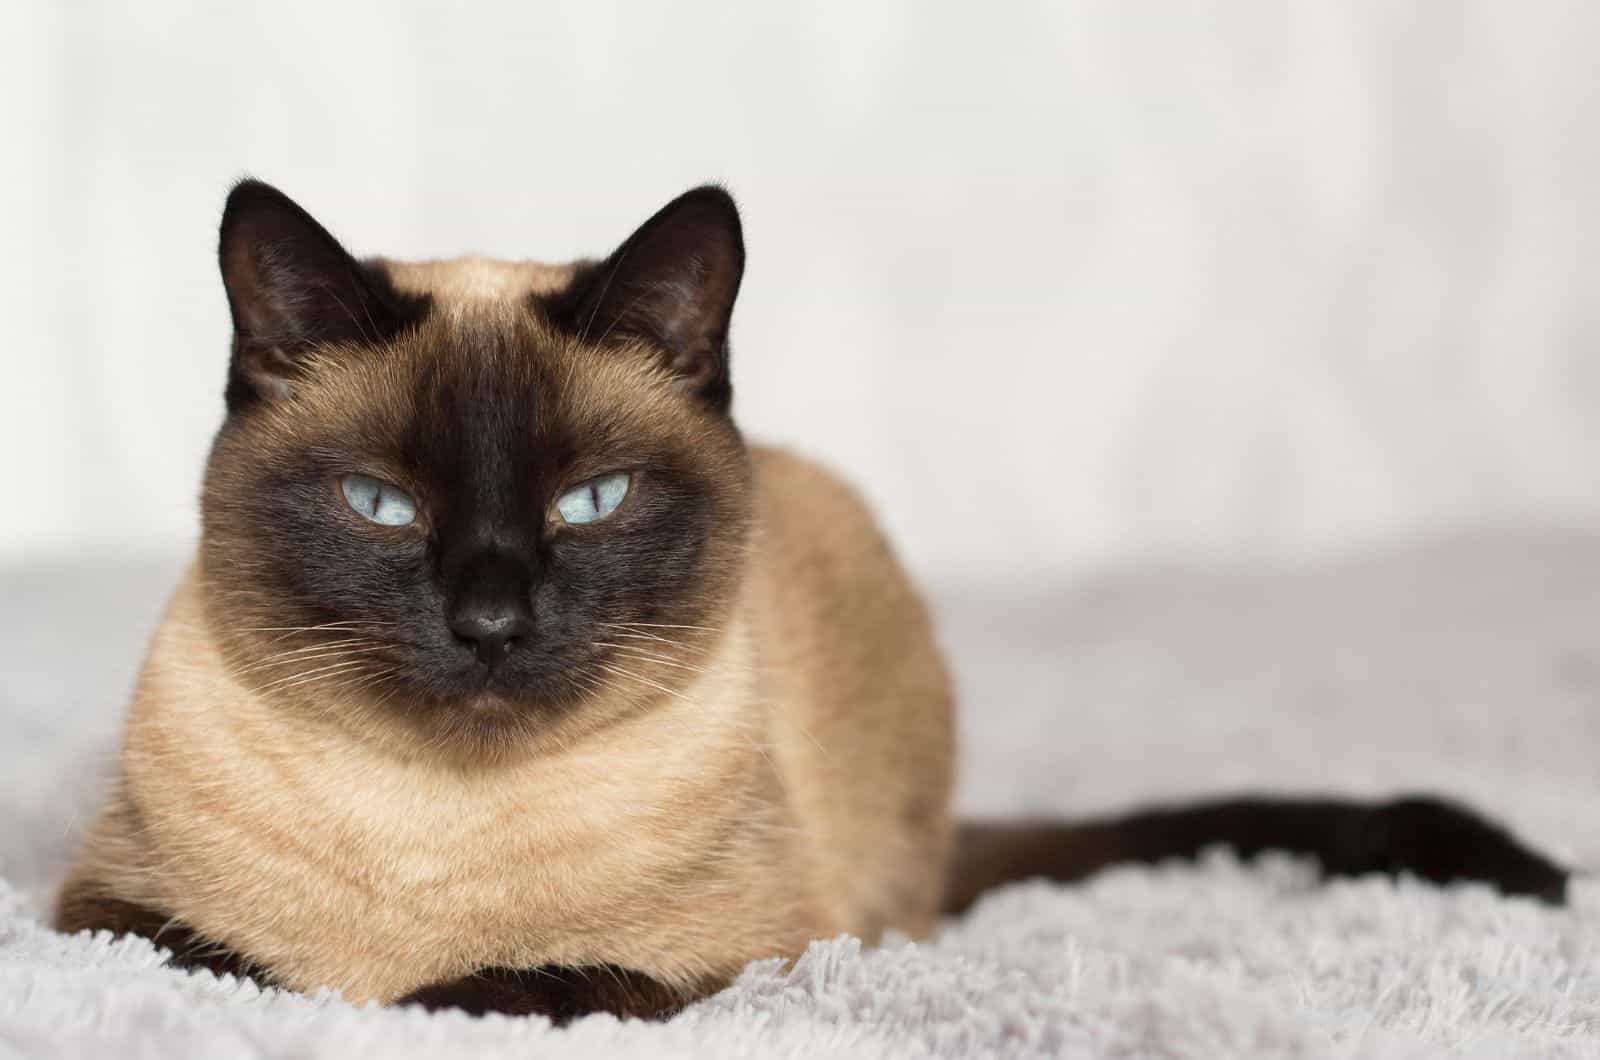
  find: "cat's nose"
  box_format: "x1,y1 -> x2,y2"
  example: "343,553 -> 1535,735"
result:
450,607 -> 532,668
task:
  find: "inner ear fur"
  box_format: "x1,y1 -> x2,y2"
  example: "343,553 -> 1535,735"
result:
217,179 -> 427,411
545,185 -> 745,412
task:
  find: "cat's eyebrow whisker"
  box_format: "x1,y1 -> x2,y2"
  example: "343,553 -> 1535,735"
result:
313,279 -> 383,348
590,282 -> 672,350
575,249 -> 630,347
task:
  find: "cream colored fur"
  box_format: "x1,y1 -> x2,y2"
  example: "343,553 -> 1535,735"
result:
62,394 -> 954,1002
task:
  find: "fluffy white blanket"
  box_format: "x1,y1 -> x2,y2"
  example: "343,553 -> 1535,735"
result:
3,530 -> 1597,1057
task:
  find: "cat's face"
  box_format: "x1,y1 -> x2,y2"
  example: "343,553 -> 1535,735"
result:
200,182 -> 751,751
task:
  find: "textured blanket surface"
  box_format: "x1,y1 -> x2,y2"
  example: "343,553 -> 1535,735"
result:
2,529 -> 1597,1057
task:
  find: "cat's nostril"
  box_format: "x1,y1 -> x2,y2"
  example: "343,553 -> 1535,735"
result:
450,610 -> 532,668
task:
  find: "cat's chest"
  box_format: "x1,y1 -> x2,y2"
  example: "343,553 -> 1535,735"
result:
115,582 -> 774,1001
137,747 -> 560,991
126,695 -> 742,1001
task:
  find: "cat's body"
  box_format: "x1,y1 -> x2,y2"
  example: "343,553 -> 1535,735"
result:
57,183 -> 1567,1021
62,446 -> 948,1005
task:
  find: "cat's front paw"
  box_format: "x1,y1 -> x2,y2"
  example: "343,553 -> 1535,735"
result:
396,968 -> 558,1019
1336,795 -> 1568,904
395,964 -> 689,1023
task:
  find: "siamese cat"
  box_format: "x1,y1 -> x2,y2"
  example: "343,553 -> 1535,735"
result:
54,181 -> 1567,1022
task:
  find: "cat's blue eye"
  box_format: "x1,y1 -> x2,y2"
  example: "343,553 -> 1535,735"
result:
340,473 -> 417,527
556,472 -> 630,525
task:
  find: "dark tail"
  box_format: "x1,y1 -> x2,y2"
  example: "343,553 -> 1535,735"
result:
943,794 -> 1568,914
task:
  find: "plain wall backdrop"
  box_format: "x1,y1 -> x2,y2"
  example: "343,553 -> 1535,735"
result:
4,1 -> 1598,584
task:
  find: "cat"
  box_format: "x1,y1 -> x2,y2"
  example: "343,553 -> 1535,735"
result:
54,180 -> 1567,1021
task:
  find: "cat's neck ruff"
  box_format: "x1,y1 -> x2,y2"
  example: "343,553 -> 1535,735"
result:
115,563 -> 791,1001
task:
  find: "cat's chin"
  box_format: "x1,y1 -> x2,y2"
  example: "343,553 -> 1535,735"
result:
424,663 -> 548,709
361,667 -> 598,751
437,683 -> 577,728
408,690 -> 545,755
460,691 -> 521,717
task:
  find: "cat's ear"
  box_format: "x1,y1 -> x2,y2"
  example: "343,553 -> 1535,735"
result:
556,186 -> 745,411
217,180 -> 423,411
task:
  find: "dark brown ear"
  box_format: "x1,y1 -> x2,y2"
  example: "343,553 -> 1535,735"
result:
217,180 -> 426,411
550,186 -> 745,412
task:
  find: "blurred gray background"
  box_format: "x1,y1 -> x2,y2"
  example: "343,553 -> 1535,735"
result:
6,1 -> 1599,582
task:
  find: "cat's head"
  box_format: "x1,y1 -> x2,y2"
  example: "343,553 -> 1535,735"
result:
200,180 -> 752,754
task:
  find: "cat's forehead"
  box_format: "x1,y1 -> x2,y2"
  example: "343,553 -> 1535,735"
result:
380,255 -> 580,307
262,272 -> 702,461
